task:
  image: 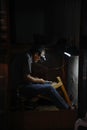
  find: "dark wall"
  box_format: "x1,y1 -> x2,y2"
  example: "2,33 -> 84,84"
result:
80,0 -> 87,49
11,0 -> 81,46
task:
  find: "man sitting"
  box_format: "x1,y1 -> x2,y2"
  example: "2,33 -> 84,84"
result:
10,45 -> 72,109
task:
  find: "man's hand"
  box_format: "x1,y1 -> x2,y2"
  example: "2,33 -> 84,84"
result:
26,74 -> 52,84
39,78 -> 46,84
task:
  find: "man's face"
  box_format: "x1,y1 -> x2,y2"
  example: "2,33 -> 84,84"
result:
33,50 -> 46,63
33,53 -> 41,63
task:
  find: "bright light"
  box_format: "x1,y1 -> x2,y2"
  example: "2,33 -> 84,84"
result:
41,55 -> 46,61
64,52 -> 71,57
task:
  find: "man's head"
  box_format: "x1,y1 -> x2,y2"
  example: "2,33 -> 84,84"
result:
30,46 -> 46,63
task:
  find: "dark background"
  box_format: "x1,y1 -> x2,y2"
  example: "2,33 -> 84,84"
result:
10,0 -> 80,48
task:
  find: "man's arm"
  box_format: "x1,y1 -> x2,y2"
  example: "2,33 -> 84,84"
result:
24,74 -> 46,84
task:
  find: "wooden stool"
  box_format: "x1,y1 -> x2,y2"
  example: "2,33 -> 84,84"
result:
12,88 -> 39,110
52,76 -> 72,106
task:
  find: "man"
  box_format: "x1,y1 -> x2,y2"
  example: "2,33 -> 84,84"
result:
11,45 -> 71,109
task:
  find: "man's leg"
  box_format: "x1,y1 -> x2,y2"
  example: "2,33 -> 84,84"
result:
23,83 -> 69,109
41,83 -> 69,109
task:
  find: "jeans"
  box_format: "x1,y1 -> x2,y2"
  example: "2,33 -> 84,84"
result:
19,83 -> 69,109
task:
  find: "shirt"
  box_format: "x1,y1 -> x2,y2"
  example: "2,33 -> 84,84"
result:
11,52 -> 32,86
